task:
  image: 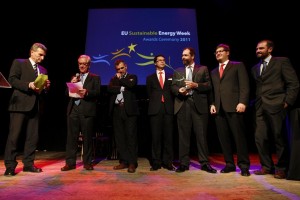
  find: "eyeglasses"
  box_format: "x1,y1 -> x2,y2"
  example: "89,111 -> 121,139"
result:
156,59 -> 165,62
78,62 -> 89,66
116,66 -> 125,71
214,50 -> 226,55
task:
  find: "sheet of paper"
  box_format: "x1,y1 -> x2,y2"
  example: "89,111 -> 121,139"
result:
66,82 -> 84,98
34,74 -> 48,93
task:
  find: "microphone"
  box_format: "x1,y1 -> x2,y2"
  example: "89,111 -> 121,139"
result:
75,73 -> 80,81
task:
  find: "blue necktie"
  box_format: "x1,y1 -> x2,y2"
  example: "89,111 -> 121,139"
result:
74,74 -> 84,106
187,66 -> 193,95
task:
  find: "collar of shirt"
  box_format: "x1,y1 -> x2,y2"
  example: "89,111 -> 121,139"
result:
220,60 -> 229,69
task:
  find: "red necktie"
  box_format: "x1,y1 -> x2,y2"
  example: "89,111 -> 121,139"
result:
219,64 -> 225,78
159,71 -> 164,102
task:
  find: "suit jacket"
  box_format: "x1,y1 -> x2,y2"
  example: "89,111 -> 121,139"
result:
251,57 -> 299,113
171,65 -> 211,114
210,61 -> 249,113
146,72 -> 174,115
67,72 -> 101,117
107,73 -> 140,116
8,58 -> 48,112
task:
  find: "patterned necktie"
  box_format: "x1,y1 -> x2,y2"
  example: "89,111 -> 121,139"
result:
219,64 -> 225,78
261,61 -> 267,75
34,64 -> 38,77
159,71 -> 164,102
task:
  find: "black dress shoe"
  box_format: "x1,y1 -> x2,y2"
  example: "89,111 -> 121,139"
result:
61,165 -> 76,171
201,164 -> 217,173
4,168 -> 16,176
162,164 -> 176,171
175,165 -> 189,173
220,166 -> 236,173
128,164 -> 136,173
150,164 -> 161,171
84,164 -> 94,170
23,166 -> 42,173
241,168 -> 250,176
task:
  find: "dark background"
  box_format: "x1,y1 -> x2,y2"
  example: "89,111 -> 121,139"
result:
0,1 -> 299,158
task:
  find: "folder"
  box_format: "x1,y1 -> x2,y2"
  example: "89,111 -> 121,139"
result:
0,72 -> 12,88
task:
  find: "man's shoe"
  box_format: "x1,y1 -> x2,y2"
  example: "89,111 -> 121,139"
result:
128,164 -> 136,173
61,165 -> 76,171
241,168 -> 251,176
162,164 -> 176,171
84,164 -> 94,170
274,170 -> 286,179
201,164 -> 217,173
23,166 -> 42,173
150,164 -> 161,171
113,163 -> 128,170
175,165 -> 189,173
4,168 -> 16,176
254,168 -> 272,175
220,166 -> 236,173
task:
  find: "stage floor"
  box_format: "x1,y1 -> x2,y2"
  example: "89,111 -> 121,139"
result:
0,151 -> 299,200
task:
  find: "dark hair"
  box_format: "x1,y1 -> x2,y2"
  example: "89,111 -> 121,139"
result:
114,59 -> 126,66
216,43 -> 230,52
154,54 -> 165,63
183,47 -> 195,57
259,39 -> 274,49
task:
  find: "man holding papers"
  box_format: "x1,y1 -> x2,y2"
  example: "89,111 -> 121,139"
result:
4,43 -> 50,176
61,54 -> 101,171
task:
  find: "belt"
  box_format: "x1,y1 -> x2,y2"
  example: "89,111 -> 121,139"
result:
115,102 -> 124,107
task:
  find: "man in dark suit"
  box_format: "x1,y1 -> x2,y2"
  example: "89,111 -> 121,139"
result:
251,39 -> 299,179
4,43 -> 50,176
146,55 -> 175,171
171,47 -> 216,173
61,55 -> 101,171
210,44 -> 251,176
108,59 -> 139,173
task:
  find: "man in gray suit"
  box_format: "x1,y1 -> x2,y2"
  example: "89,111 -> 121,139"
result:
172,47 -> 216,173
251,39 -> 299,179
210,44 -> 250,176
4,43 -> 50,176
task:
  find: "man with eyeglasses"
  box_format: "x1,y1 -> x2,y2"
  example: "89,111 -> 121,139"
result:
107,59 -> 139,173
209,43 -> 251,176
146,55 -> 175,171
61,54 -> 101,171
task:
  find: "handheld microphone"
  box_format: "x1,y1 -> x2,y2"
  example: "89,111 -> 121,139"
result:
76,73 -> 80,81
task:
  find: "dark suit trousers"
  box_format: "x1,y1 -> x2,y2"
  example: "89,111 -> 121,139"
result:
255,104 -> 289,171
4,110 -> 39,169
150,103 -> 174,166
177,97 -> 209,166
215,109 -> 250,169
66,104 -> 94,166
113,105 -> 138,165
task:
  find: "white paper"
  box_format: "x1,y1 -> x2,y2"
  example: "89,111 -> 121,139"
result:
66,82 -> 84,98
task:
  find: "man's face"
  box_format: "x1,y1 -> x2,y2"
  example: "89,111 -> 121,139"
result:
256,41 -> 272,59
31,48 -> 46,64
115,62 -> 127,75
182,49 -> 193,66
155,56 -> 165,70
78,57 -> 90,74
